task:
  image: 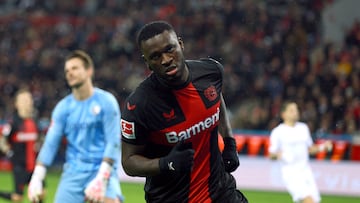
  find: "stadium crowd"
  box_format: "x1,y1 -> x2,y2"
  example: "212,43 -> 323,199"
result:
0,0 -> 359,140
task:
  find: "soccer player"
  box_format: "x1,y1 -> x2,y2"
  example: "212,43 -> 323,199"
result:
121,21 -> 248,203
27,50 -> 124,203
268,101 -> 332,203
0,89 -> 39,202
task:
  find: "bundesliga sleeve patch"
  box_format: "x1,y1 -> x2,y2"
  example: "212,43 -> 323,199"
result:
121,119 -> 136,139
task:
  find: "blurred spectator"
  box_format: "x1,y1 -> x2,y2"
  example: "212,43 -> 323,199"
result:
0,0 -> 358,140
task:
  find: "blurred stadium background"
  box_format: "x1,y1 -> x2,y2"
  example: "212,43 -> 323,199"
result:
0,0 -> 360,202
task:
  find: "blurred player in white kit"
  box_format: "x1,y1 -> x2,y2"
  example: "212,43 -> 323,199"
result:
268,101 -> 332,203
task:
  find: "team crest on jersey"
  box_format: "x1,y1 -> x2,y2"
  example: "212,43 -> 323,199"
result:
204,85 -> 218,101
92,105 -> 101,115
121,119 -> 135,139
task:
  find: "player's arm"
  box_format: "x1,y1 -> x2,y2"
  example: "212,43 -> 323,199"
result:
218,94 -> 239,172
218,94 -> 233,139
121,118 -> 194,177
28,104 -> 65,202
28,124 -> 63,203
122,142 -> 161,176
85,95 -> 121,202
0,124 -> 11,156
0,122 -> 16,157
268,130 -> 282,161
304,124 -> 332,155
122,140 -> 194,177
308,140 -> 333,155
28,128 -> 63,202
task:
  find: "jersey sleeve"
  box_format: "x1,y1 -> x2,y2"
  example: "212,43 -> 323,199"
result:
200,57 -> 224,81
121,90 -> 148,145
101,93 -> 121,161
269,128 -> 280,154
304,123 -> 313,147
37,100 -> 66,166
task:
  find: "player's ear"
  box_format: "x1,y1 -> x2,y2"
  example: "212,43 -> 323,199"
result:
141,54 -> 153,71
178,37 -> 184,50
88,66 -> 95,78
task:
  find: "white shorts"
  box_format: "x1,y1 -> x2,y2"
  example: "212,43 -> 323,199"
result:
282,165 -> 321,203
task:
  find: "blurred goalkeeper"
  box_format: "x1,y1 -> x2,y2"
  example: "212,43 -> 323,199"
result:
268,101 -> 332,203
27,50 -> 124,203
0,89 -> 39,202
121,21 -> 248,203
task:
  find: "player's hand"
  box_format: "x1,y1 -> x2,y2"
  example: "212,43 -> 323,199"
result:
28,165 -> 46,203
222,137 -> 239,172
85,162 -> 112,203
318,140 -> 333,152
159,140 -> 194,173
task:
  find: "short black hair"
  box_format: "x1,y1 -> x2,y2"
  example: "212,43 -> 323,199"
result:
136,21 -> 175,49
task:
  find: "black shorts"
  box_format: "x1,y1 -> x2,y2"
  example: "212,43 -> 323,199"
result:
219,189 -> 248,203
12,165 -> 32,195
214,172 -> 248,203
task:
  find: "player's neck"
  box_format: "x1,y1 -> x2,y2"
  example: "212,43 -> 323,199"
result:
72,82 -> 94,101
284,120 -> 296,127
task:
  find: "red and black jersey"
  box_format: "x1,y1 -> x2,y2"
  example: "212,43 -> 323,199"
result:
2,114 -> 38,172
121,58 -> 237,203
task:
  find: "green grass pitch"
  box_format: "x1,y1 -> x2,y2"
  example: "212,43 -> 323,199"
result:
0,171 -> 359,203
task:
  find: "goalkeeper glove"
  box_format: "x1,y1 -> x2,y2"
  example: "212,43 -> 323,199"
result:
159,140 -> 194,173
222,137 -> 240,172
28,165 -> 46,203
84,161 -> 112,202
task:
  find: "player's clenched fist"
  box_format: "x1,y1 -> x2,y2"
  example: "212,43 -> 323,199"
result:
159,140 -> 194,173
84,161 -> 112,202
222,137 -> 240,173
28,165 -> 46,202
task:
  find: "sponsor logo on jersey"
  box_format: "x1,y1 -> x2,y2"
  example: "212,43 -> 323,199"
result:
121,119 -> 135,139
204,85 -> 217,101
165,107 -> 220,143
163,109 -> 176,120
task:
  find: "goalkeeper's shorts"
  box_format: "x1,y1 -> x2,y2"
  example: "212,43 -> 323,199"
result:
53,167 -> 124,203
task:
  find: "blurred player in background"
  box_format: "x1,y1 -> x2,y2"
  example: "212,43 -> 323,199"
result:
0,89 -> 40,202
121,21 -> 248,203
27,50 -> 124,203
268,101 -> 333,203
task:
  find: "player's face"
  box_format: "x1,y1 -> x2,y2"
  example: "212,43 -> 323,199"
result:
141,30 -> 187,86
283,103 -> 300,123
64,58 -> 92,88
15,92 -> 34,118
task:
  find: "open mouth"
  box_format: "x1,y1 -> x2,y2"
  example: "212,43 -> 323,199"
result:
166,65 -> 178,76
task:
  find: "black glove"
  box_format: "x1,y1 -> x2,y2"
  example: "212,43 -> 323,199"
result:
159,140 -> 194,173
222,137 -> 239,172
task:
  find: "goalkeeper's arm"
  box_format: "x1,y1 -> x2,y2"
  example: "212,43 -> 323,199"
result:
84,158 -> 113,202
28,163 -> 46,203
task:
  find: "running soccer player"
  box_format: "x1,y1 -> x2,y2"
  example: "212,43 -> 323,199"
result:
268,101 -> 332,203
0,89 -> 39,202
121,21 -> 248,203
27,50 -> 124,203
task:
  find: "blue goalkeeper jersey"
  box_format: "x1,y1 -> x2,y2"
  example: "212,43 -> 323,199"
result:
37,88 -> 121,171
